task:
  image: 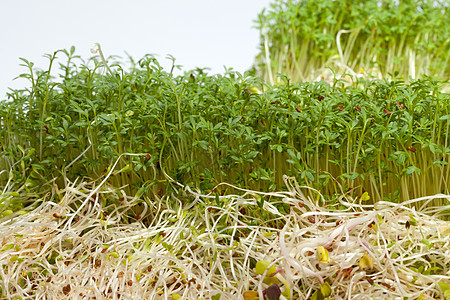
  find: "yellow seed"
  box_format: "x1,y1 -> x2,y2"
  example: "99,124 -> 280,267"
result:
243,291 -> 259,300
320,282 -> 332,297
359,251 -> 374,270
317,246 -> 330,263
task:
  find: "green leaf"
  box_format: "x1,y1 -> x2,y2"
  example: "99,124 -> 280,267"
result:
287,149 -> 296,160
24,148 -> 36,160
421,239 -> 433,249
320,281 -> 332,297
9,256 -> 24,263
305,170 -> 314,181
360,192 -> 370,202
408,214 -> 418,226
162,242 -> 173,251
255,260 -> 277,276
1,210 -> 13,216
343,172 -> 359,180
396,153 -> 406,165
405,165 -> 419,176
62,119 -> 69,130
211,293 -> 221,300
17,144 -> 25,155
114,163 -> 132,175
438,282 -> 449,292
1,244 -> 15,251
215,193 -> 220,207
310,290 -> 321,300
172,293 -> 182,300
246,150 -> 259,160
286,159 -> 296,165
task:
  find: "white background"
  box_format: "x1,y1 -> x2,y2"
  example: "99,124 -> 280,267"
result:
0,0 -> 272,99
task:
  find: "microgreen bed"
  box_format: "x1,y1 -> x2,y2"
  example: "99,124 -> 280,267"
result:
0,173 -> 448,299
0,47 -> 449,218
252,0 -> 450,84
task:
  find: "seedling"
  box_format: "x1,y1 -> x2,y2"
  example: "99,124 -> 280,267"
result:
1,46 -> 448,215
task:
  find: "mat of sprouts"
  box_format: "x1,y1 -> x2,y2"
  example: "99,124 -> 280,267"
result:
0,176 -> 449,300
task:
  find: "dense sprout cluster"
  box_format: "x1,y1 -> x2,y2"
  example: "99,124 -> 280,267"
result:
252,0 -> 450,84
0,175 -> 448,299
0,49 -> 448,217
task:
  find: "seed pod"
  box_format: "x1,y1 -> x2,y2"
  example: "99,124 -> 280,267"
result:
405,220 -> 411,229
406,146 -> 416,153
94,259 -> 101,268
62,284 -> 71,295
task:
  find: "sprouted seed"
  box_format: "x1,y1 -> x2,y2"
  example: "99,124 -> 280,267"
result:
0,172 -> 448,299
